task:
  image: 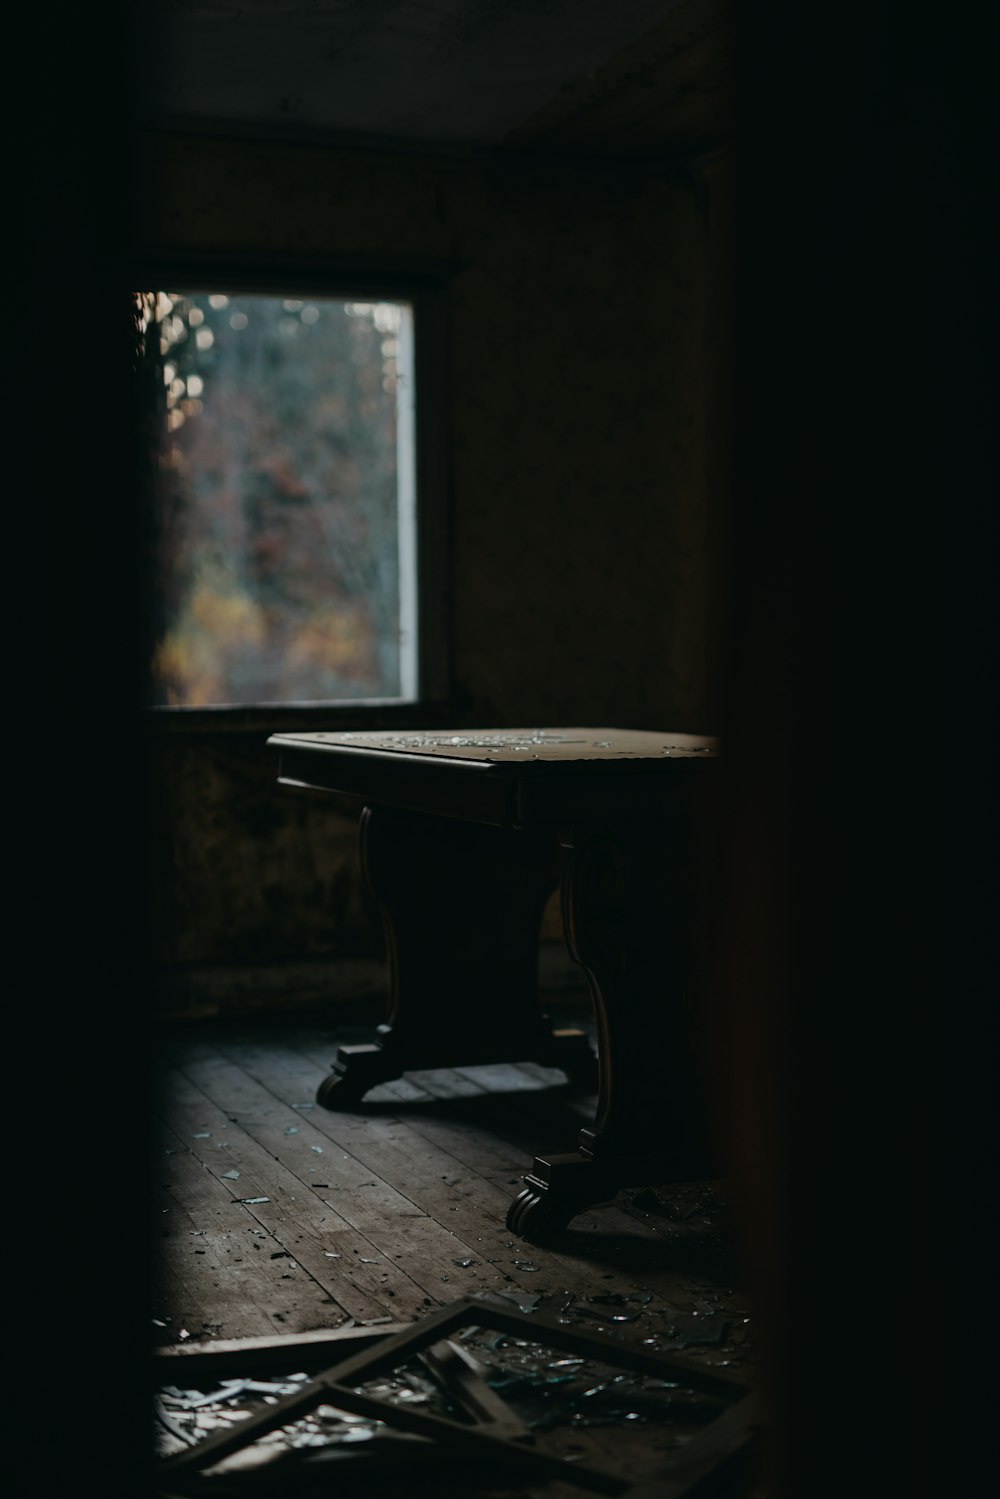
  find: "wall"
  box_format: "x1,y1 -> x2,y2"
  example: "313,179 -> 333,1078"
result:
133,129 -> 731,1012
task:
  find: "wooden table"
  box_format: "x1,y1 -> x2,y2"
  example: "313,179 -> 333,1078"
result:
268,727 -> 720,1238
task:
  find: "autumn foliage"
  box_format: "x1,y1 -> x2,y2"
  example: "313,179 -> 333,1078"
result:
133,288 -> 411,706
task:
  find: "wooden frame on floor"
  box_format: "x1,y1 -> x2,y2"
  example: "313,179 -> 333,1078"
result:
155,1296 -> 758,1496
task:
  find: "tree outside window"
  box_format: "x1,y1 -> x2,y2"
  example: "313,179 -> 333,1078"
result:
133,288 -> 418,708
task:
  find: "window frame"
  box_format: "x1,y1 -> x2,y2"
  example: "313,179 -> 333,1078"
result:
131,251 -> 452,735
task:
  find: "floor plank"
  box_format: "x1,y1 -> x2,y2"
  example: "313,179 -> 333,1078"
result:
149,1017 -> 763,1496
157,1061 -> 434,1325
288,1029 -> 677,1251
209,1031 -> 746,1318
155,1126 -> 347,1339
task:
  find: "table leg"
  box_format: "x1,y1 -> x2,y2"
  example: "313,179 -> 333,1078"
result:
508,809 -> 717,1236
316,806 -> 595,1108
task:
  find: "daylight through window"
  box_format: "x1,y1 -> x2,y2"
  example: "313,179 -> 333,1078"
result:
136,289 -> 418,707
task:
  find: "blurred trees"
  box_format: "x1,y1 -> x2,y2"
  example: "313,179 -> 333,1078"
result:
134,289 -> 409,705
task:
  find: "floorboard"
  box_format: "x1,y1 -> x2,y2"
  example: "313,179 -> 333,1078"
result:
149,1009 -> 764,1497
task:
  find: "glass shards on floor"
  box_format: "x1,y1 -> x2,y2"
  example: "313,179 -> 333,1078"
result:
155,1357 -> 464,1486
153,1297 -> 756,1496
455,1326 -> 729,1441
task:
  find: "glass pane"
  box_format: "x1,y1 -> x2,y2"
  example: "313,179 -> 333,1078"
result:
137,290 -> 418,706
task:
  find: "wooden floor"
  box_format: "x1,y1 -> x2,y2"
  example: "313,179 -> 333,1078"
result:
151,1002 -> 764,1496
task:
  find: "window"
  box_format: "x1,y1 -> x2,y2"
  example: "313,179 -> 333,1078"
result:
134,278 -> 444,712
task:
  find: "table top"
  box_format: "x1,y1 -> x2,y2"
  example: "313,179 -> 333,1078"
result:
270,727 -> 718,764
268,727 -> 719,828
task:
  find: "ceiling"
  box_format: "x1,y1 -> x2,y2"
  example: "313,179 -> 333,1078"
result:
139,0 -> 731,156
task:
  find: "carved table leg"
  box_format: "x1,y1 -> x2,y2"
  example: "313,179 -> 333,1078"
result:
317,806 -> 594,1108
508,805 -> 716,1236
